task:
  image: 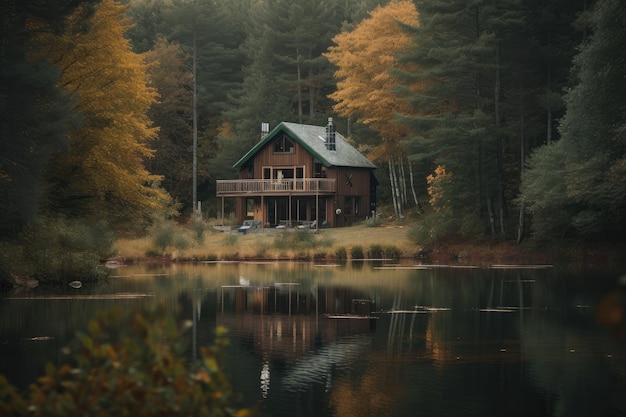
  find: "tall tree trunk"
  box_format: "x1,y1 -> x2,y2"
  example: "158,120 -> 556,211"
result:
495,40 -> 506,237
399,156 -> 408,208
487,195 -> 496,235
192,0 -> 198,212
389,158 -> 400,218
409,161 -> 422,213
308,66 -> 315,119
517,86 -> 526,243
296,48 -> 302,123
546,43 -> 552,145
389,159 -> 397,217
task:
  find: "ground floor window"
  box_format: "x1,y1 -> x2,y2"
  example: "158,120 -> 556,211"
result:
246,198 -> 254,217
264,197 -> 327,227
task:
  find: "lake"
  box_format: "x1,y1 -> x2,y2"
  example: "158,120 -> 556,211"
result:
1,260 -> 625,417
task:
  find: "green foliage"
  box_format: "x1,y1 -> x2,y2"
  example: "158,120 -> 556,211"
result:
149,218 -> 202,251
151,219 -> 178,250
0,306 -> 253,417
15,216 -> 113,283
0,374 -> 26,415
273,229 -> 316,250
350,245 -> 364,259
368,244 -> 383,259
408,211 -> 483,245
173,233 -> 192,250
0,1 -> 97,237
359,216 -> 383,227
335,246 -> 347,261
521,0 -> 626,238
383,245 -> 401,259
189,213 -> 208,243
313,250 -> 328,261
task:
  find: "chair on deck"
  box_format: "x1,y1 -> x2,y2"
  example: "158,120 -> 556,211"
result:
238,220 -> 261,234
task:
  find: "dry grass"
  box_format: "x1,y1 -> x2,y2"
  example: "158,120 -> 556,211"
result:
113,216 -> 581,265
113,222 -> 418,262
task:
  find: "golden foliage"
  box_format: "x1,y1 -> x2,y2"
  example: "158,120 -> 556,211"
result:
31,0 -> 170,223
325,1 -> 422,161
427,165 -> 453,211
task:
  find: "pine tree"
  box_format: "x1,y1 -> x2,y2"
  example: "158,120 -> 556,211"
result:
0,0 -> 98,235
522,0 -> 626,238
144,35 -> 195,207
398,0 -> 526,238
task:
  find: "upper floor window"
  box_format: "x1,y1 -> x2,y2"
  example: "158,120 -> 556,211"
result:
273,134 -> 295,153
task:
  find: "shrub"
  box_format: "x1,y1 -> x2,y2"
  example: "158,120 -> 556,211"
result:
350,245 -> 364,259
173,233 -> 192,250
361,216 -> 383,227
17,216 -> 113,283
273,229 -> 315,251
408,209 -> 483,245
151,219 -> 177,250
335,246 -> 347,261
383,245 -> 401,259
189,213 -> 208,243
222,234 -> 239,247
368,244 -> 384,259
0,306 -> 254,417
313,250 -> 328,261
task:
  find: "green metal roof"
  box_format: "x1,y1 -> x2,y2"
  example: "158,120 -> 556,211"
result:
233,121 -> 377,169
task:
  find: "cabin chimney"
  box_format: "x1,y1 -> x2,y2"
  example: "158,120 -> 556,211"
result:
325,117 -> 336,151
261,122 -> 270,139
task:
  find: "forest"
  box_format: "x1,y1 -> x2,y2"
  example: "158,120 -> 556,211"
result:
1,0 -> 625,257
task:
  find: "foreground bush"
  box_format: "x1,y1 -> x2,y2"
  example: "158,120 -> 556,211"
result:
0,216 -> 114,285
0,306 -> 253,417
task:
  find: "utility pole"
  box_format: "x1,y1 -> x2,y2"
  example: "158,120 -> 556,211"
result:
192,0 -> 198,213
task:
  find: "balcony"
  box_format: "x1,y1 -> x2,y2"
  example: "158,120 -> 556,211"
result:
216,178 -> 336,197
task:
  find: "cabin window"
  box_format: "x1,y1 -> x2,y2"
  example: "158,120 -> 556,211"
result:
273,134 -> 295,153
343,197 -> 352,215
246,164 -> 254,179
314,162 -> 326,178
354,196 -> 361,215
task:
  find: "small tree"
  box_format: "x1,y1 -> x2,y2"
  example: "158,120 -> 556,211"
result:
0,306 -> 254,417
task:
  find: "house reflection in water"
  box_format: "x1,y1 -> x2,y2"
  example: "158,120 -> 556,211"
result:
216,282 -> 377,396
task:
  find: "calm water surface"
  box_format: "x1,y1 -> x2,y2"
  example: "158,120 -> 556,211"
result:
1,261 -> 625,417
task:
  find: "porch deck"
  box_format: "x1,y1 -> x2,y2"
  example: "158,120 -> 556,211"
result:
216,179 -> 336,197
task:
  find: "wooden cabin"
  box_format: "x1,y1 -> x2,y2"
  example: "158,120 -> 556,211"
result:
216,118 -> 377,228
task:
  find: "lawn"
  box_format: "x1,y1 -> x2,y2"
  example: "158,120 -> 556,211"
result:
113,221 -> 418,262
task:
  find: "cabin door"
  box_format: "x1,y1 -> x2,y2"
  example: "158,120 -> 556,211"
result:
267,198 -> 288,227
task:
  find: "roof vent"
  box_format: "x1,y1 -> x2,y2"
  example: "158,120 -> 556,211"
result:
325,117 -> 336,151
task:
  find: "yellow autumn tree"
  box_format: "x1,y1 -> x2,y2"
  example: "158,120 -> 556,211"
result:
324,0 -> 421,161
33,0 -> 170,226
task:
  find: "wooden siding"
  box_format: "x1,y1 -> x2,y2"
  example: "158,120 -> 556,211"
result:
251,139 -> 314,178
222,132 -> 376,227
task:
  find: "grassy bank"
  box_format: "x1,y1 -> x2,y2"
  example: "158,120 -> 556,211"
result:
113,218 -> 568,265
114,221 -> 417,262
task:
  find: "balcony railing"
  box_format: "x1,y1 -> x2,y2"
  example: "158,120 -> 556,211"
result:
216,179 -> 336,196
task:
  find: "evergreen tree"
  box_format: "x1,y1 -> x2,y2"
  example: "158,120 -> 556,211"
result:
144,35 -> 195,208
399,0 -> 526,238
139,0 -> 248,211
0,0 -> 97,236
522,0 -> 626,238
